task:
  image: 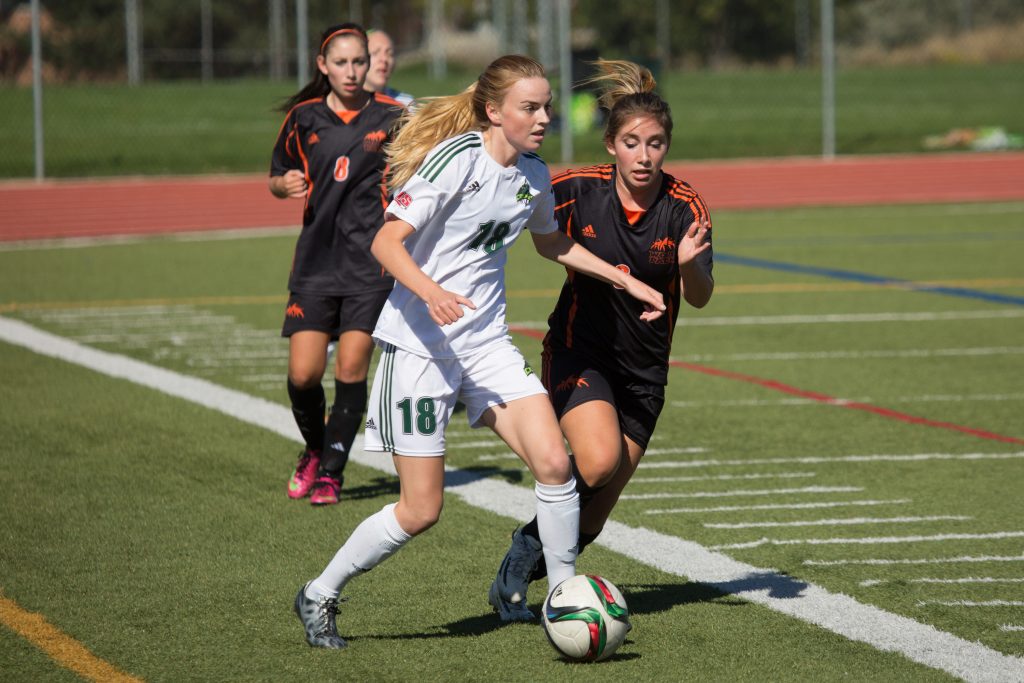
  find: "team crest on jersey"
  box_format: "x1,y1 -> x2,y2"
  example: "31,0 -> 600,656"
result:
363,130 -> 386,152
285,302 -> 305,318
649,236 -> 676,264
515,181 -> 533,203
523,360 -> 534,377
395,191 -> 412,208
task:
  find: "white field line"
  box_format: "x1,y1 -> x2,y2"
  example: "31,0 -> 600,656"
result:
672,393 -> 1024,408
918,601 -> 1024,608
620,486 -> 862,500
1001,625 -> 1024,632
639,452 -> 1024,469
647,499 -> 912,515
512,309 -> 1024,329
862,578 -> 1024,587
713,532 -> 1024,551
446,440 -> 507,449
705,516 -> 972,530
643,446 -> 709,455
2,316 -> 1023,683
631,472 -> 816,484
0,226 -> 297,252
673,346 -> 1024,363
806,554 -> 1024,567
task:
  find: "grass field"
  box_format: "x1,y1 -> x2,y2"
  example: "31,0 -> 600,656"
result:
1,199 -> 1022,681
2,61 -> 1022,177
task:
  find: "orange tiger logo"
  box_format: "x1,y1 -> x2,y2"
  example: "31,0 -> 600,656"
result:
285,303 -> 305,319
363,130 -> 387,152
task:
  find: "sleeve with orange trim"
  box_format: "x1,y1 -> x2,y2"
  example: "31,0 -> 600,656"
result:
269,108 -> 303,177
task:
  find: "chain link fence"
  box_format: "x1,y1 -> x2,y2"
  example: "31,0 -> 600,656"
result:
2,0 -> 1022,178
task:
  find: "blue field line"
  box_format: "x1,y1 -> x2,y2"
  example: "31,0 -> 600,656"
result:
716,253 -> 1024,306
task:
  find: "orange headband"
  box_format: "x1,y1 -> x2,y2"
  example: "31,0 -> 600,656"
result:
320,28 -> 366,54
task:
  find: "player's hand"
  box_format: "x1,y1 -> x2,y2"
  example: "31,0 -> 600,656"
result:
425,286 -> 476,326
281,169 -> 309,199
623,277 -> 666,323
678,218 -> 711,266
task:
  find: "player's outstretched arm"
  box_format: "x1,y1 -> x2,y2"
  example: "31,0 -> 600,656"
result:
531,230 -> 665,322
371,218 -> 476,326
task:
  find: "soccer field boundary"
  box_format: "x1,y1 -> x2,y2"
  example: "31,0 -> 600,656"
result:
2,314 -> 1023,682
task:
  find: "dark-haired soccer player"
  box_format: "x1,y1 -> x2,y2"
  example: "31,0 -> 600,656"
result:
270,22 -> 403,506
488,59 -> 714,621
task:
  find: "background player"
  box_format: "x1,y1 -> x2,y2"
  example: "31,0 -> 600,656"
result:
364,28 -> 414,106
269,23 -> 403,506
488,59 -> 714,620
292,54 -> 667,648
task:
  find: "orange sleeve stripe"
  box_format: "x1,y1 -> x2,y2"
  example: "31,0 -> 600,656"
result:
551,164 -> 613,184
374,92 -> 403,107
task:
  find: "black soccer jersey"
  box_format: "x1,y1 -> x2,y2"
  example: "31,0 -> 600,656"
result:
545,164 -> 713,386
270,93 -> 403,295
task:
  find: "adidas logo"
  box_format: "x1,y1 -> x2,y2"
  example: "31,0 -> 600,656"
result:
328,442 -> 347,453
365,418 -> 376,430
463,180 -> 481,194
581,224 -> 596,238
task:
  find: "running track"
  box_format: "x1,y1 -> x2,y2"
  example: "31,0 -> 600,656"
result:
2,152 -> 1024,241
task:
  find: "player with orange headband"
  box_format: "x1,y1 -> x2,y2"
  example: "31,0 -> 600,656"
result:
269,22 -> 403,506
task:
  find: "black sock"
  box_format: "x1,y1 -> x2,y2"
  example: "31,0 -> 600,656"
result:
287,378 -> 325,453
320,378 -> 367,480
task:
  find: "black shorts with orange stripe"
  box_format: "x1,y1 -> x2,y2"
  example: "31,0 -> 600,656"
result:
541,334 -> 665,450
281,289 -> 391,339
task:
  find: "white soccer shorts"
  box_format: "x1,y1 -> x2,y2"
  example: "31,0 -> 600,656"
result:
364,339 -> 546,456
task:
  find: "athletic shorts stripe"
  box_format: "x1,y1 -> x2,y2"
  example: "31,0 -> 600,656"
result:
379,343 -> 395,451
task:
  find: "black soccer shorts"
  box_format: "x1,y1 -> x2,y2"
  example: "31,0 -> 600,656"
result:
281,288 -> 391,339
541,341 -> 665,450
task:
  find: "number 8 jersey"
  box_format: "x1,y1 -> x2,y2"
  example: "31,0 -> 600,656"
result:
374,131 -> 558,359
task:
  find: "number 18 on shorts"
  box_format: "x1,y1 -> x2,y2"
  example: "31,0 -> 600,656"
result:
364,340 -> 547,456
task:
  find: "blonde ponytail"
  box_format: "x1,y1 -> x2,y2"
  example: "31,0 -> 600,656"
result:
386,54 -> 547,190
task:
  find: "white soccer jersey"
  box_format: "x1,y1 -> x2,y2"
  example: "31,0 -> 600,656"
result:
373,131 -> 558,358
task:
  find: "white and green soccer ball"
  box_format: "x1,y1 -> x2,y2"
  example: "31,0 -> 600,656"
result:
542,574 -> 631,662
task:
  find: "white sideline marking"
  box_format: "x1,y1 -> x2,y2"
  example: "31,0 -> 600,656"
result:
620,486 -> 862,500
714,532 -> 1024,551
643,446 -> 709,455
447,440 -> 506,449
639,452 -> 1024,469
806,554 -> 1024,567
647,499 -> 912,515
705,516 -> 971,530
631,472 -> 815,484
919,601 -> 1024,608
1002,625 -> 1024,632
862,578 -> 1024,587
2,316 -> 1023,683
0,226 -> 296,252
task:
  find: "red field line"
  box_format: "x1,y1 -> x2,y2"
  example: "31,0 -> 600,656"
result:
2,152 -> 1023,241
508,325 -> 1024,446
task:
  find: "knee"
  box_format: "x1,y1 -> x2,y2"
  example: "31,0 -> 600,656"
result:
574,448 -> 622,488
532,448 -> 573,486
288,369 -> 322,390
397,499 -> 443,536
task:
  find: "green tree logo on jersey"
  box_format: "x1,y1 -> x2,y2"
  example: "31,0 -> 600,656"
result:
515,181 -> 534,203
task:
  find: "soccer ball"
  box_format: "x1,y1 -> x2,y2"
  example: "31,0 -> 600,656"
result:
542,574 -> 631,662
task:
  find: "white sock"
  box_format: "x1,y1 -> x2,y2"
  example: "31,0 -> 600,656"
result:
534,478 -> 579,595
307,503 -> 411,600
